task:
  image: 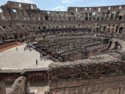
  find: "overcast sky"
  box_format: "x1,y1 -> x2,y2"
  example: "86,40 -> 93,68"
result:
0,0 -> 125,11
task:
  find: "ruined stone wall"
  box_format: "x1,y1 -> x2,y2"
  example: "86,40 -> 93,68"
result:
49,76 -> 125,94
0,1 -> 125,44
48,53 -> 125,94
0,70 -> 48,84
0,76 -> 6,94
9,76 -> 29,94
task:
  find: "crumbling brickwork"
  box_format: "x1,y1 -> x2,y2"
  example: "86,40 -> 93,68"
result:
48,52 -> 125,94
0,1 -> 125,44
0,1 -> 125,94
9,76 -> 29,94
0,76 -> 6,94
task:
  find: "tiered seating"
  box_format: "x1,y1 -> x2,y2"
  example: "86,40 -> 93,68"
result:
0,42 -> 22,52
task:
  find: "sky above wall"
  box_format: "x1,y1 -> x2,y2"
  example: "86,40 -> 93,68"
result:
0,0 -> 125,11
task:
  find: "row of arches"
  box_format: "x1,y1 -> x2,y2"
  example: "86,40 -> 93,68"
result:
43,10 -> 125,21
93,26 -> 124,35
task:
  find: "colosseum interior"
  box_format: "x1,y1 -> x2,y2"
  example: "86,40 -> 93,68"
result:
0,1 -> 125,94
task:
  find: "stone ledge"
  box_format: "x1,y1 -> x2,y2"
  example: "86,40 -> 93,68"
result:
49,52 -> 124,81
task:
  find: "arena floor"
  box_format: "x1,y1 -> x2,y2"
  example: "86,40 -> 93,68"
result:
0,43 -> 52,70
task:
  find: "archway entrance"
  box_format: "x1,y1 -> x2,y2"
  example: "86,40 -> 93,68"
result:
119,16 -> 122,20
96,28 -> 100,33
45,16 -> 48,20
115,26 -> 118,33
119,27 -> 123,34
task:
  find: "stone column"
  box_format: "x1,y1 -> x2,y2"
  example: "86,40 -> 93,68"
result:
0,76 -> 6,94
122,28 -> 125,40
25,80 -> 30,94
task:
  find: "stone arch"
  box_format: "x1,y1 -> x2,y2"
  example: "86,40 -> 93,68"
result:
33,26 -> 35,30
43,26 -> 46,30
115,26 -> 119,33
2,26 -> 6,29
19,4 -> 21,7
85,12 -> 88,20
71,12 -> 75,15
119,16 -> 122,20
0,8 -> 3,13
12,9 -> 17,13
56,25 -> 58,29
72,25 -> 75,29
31,5 -> 34,9
119,27 -> 123,34
103,26 -> 106,32
38,26 -> 41,30
45,15 -> 49,20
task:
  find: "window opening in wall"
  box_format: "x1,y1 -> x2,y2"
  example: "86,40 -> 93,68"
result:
92,12 -> 96,16
85,17 -> 88,20
73,26 -> 75,28
104,26 -> 106,31
31,5 -> 34,9
22,25 -> 24,28
56,26 -> 58,29
19,4 -> 21,7
71,12 -> 75,15
119,6 -> 122,9
108,7 -> 111,10
119,27 -> 123,34
75,8 -> 78,12
43,26 -> 46,30
38,27 -> 40,30
119,16 -> 122,20
115,26 -> 118,33
45,16 -> 49,20
13,9 -> 16,13
47,11 -> 50,14
98,8 -> 101,12
3,26 -> 6,29
85,8 -> 87,11
0,8 -> 3,13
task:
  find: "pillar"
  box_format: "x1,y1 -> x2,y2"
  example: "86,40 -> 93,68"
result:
0,76 -> 6,94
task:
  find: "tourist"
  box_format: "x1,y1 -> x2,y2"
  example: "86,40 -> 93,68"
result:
16,47 -> 18,51
40,53 -> 43,60
36,60 -> 38,66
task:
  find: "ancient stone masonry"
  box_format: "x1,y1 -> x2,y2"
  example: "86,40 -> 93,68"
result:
48,53 -> 123,81
48,52 -> 125,94
8,76 -> 29,94
35,36 -> 109,62
0,68 -> 49,83
0,1 -> 125,44
0,1 -> 125,94
47,36 -> 125,94
0,75 -> 6,94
